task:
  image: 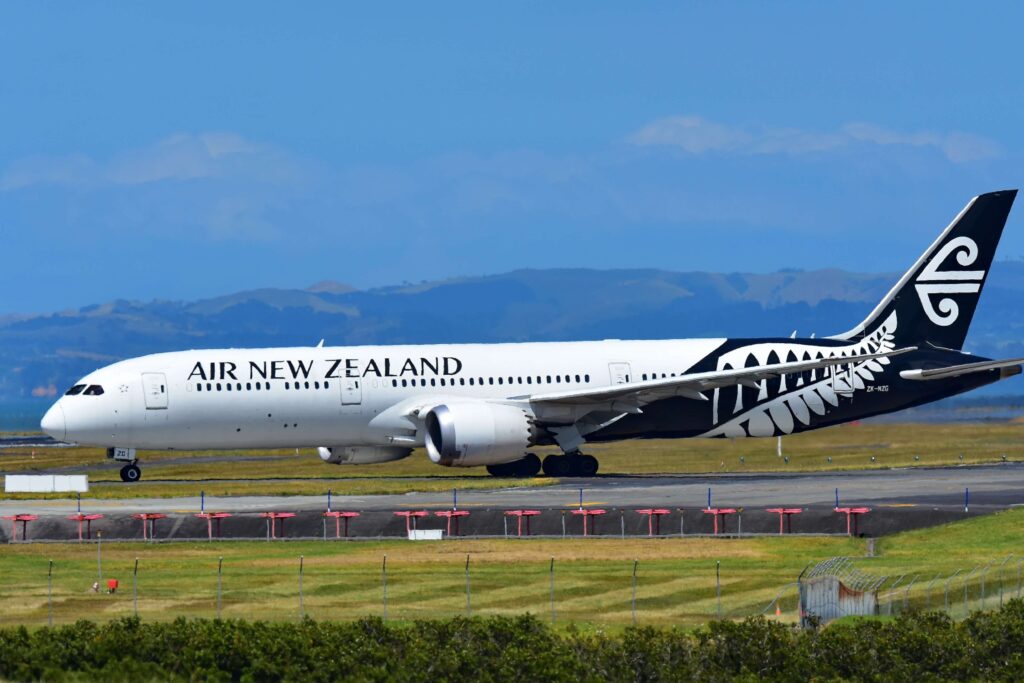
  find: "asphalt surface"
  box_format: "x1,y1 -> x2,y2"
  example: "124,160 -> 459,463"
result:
4,463 -> 1022,516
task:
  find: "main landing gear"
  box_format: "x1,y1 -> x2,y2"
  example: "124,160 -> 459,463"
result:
486,453 -> 542,478
542,452 -> 599,478
119,462 -> 142,482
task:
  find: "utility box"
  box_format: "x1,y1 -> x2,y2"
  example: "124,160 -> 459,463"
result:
408,529 -> 443,541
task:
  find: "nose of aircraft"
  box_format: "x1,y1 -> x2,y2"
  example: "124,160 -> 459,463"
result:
40,402 -> 66,442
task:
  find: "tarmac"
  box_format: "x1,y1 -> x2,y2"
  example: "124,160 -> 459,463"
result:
2,463 -> 1021,542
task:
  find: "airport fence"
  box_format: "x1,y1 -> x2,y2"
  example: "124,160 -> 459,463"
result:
7,548 -> 1023,629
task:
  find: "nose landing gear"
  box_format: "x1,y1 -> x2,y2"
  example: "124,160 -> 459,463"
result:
542,452 -> 599,478
119,462 -> 142,482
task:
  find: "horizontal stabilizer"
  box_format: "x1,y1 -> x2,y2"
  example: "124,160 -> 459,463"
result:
900,358 -> 1024,381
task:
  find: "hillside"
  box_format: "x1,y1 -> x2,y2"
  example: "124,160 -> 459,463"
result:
3,263 -> 1024,403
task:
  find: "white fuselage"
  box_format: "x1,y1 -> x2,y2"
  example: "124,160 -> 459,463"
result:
42,338 -> 725,451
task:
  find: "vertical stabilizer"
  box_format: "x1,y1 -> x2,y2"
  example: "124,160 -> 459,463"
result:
833,190 -> 1017,350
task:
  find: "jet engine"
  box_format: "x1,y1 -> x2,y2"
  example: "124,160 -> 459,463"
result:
318,446 -> 412,465
423,402 -> 534,467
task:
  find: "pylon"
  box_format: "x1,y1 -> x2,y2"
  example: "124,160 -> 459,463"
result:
775,604 -> 781,617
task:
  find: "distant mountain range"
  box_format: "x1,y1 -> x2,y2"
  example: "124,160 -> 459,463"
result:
4,263 -> 1024,405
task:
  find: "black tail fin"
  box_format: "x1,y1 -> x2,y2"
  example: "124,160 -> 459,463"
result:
834,190 -> 1017,350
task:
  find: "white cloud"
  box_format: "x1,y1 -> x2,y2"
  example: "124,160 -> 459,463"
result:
0,132 -> 303,191
628,116 -> 1002,163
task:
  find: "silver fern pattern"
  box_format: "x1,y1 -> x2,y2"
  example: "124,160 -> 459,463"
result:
700,311 -> 897,438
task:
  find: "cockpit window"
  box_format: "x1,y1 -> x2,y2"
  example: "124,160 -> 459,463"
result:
65,384 -> 86,396
83,385 -> 105,396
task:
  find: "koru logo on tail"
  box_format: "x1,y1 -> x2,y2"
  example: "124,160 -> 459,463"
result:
914,236 -> 985,326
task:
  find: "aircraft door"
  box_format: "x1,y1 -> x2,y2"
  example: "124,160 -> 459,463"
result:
341,377 -> 362,405
141,373 -> 169,409
608,362 -> 632,385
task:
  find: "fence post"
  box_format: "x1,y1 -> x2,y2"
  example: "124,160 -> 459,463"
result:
631,559 -> 639,626
963,566 -> 981,618
886,575 -> 906,616
549,557 -> 556,625
97,531 -> 103,585
47,560 -> 53,627
944,569 -> 962,612
133,558 -> 139,618
382,555 -> 388,622
903,576 -> 917,612
998,555 -> 1013,607
620,511 -> 625,538
925,573 -> 942,610
216,556 -> 223,619
464,554 -> 471,618
716,561 -> 722,619
298,555 -> 305,620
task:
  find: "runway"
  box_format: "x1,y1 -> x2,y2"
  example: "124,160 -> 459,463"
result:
5,463 -> 1023,516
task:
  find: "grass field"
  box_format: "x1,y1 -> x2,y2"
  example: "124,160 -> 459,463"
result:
1,508 -> 1021,629
2,421 -> 1023,499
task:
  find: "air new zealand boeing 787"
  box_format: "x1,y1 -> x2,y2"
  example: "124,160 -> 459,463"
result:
41,190 -> 1021,480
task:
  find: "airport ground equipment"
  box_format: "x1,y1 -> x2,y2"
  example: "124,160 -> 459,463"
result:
636,508 -> 670,536
67,513 -> 103,541
504,509 -> 541,536
766,507 -> 803,534
571,508 -> 606,536
2,514 -> 38,541
132,513 -> 167,540
703,507 -> 737,535
393,510 -> 428,535
834,506 -> 870,536
323,510 -> 360,538
259,511 -> 295,539
434,509 -> 470,537
195,512 -> 232,539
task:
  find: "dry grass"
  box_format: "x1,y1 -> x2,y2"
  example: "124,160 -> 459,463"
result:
2,508 -> 1022,629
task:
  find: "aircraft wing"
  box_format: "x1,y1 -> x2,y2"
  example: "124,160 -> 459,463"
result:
521,347 -> 916,408
899,357 -> 1024,381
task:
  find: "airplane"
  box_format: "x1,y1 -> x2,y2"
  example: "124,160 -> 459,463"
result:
41,190 -> 1021,482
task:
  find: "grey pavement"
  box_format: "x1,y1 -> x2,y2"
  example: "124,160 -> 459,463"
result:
3,463 -> 1021,516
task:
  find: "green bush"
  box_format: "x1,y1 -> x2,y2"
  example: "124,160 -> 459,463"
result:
4,602 -> 1024,681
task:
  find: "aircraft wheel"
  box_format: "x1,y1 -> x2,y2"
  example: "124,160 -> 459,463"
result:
579,454 -> 599,477
542,454 -> 566,477
120,464 -> 142,483
486,462 -> 513,477
516,453 -> 542,477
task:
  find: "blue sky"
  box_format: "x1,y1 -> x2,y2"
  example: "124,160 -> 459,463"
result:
2,3 -> 1023,314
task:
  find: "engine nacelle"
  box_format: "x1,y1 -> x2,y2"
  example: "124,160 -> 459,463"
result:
318,446 -> 412,465
424,402 -> 533,467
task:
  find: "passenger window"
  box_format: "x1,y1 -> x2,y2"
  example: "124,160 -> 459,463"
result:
469,378 -> 475,386
285,382 -> 290,390
488,378 -> 494,385
304,382 -> 310,389
246,383 -> 251,391
431,378 -> 436,387
256,382 -> 262,390
498,377 -> 504,385
236,383 -> 242,391
226,384 -> 232,391
460,378 -> 465,386
65,384 -> 86,396
84,385 -> 104,396
392,380 -> 397,388
575,374 -> 581,383
555,376 -> 561,383
197,384 -> 203,392
584,374 -> 590,382
546,375 -> 552,383
216,383 -> 222,391
207,383 -> 212,391
420,379 -> 426,387
527,377 -> 532,384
